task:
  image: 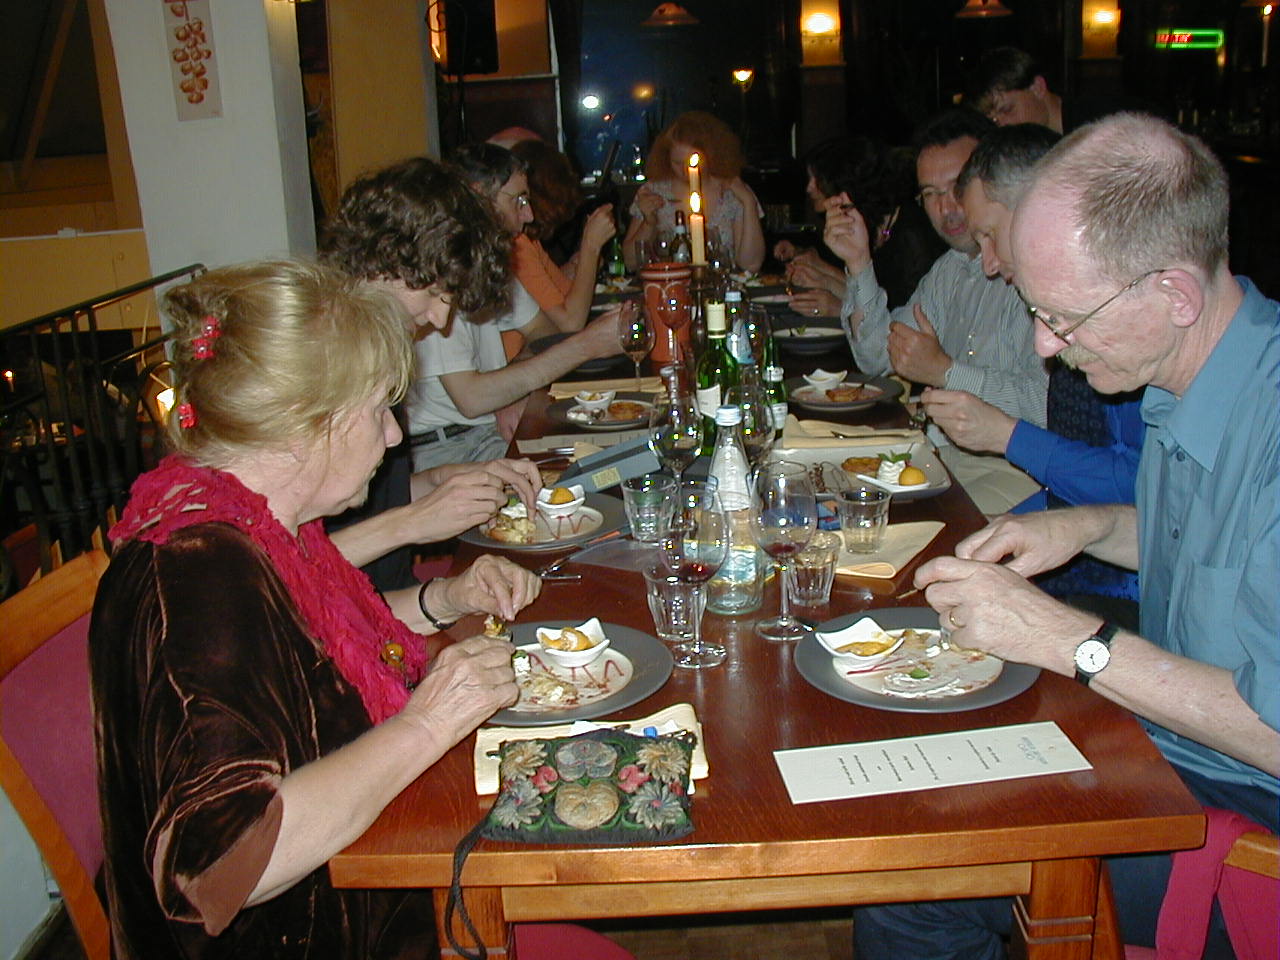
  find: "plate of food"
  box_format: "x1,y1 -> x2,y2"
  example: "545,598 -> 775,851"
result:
457,491 -> 628,552
776,442 -> 950,502
785,375 -> 904,412
769,319 -> 849,357
488,620 -> 674,726
794,607 -> 1040,713
548,393 -> 654,431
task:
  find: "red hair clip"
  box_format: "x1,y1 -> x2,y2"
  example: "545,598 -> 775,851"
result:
177,402 -> 198,429
192,315 -> 222,360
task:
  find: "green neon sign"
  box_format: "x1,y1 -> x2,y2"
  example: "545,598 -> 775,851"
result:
1154,28 -> 1225,50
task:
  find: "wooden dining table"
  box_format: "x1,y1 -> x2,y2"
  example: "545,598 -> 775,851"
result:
329,371 -> 1205,959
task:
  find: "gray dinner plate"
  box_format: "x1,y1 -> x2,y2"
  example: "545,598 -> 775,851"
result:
794,607 -> 1040,713
546,392 -> 655,432
488,620 -> 674,726
785,375 -> 904,412
457,493 -> 628,553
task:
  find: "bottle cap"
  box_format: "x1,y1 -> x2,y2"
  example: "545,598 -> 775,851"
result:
705,301 -> 727,332
715,404 -> 743,426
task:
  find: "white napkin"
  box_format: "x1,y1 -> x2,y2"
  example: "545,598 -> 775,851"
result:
549,376 -> 663,399
780,415 -> 925,449
835,520 -> 945,579
473,701 -> 708,794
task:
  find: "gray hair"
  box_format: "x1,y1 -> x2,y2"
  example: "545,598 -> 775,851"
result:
1032,113 -> 1229,280
956,123 -> 1061,209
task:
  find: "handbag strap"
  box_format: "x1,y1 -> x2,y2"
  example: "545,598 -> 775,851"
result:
445,817 -> 491,960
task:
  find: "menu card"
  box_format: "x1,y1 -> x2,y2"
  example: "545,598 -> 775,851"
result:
773,721 -> 1091,804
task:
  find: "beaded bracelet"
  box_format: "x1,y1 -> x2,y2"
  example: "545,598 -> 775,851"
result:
417,578 -> 456,631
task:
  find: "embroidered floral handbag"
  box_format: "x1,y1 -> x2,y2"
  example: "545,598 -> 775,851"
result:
446,727 -> 698,958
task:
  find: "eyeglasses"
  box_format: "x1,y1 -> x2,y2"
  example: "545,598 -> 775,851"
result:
915,186 -> 954,207
1022,268 -> 1167,342
498,189 -> 531,210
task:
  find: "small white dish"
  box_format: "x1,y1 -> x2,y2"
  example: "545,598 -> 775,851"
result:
573,390 -> 615,412
803,368 -> 847,390
816,617 -> 906,666
536,484 -> 586,518
853,473 -> 929,494
535,617 -> 610,668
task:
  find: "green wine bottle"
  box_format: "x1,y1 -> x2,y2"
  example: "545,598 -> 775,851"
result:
695,301 -> 738,454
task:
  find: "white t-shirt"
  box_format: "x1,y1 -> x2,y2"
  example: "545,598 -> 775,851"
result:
405,279 -> 539,433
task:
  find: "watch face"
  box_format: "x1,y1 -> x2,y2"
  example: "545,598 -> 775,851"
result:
1075,638 -> 1110,674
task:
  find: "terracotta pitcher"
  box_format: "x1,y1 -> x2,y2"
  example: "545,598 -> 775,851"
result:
640,262 -> 693,365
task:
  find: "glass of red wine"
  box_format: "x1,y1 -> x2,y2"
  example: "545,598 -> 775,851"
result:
750,460 -> 818,642
659,480 -> 729,668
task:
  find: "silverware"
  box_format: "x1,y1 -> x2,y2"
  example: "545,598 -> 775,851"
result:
536,527 -> 629,578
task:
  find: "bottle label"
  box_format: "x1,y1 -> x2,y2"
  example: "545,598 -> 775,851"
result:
695,385 -> 721,419
770,402 -> 789,430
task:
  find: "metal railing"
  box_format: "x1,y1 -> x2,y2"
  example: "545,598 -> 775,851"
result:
1,264 -> 203,587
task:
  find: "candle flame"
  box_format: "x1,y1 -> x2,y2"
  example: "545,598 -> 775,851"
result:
690,191 -> 702,214
688,153 -> 700,169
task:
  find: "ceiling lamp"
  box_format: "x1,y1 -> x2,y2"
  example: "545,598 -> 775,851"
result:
955,0 -> 1014,18
642,3 -> 699,27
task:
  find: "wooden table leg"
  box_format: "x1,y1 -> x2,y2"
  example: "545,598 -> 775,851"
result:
433,887 -> 511,958
1010,858 -> 1104,960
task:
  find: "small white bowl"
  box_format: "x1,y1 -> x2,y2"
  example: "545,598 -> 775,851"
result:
536,484 -> 586,518
803,368 -> 847,390
535,618 -> 610,668
816,617 -> 906,666
574,389 -> 616,412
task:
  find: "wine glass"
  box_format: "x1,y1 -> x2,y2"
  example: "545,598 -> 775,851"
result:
660,481 -> 729,668
617,299 -> 655,394
652,296 -> 692,365
725,382 -> 775,469
648,387 -> 703,486
750,460 -> 818,642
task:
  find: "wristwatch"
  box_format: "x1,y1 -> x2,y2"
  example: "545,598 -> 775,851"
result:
1073,621 -> 1118,686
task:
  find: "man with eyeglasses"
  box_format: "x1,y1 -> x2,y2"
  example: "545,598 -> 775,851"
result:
402,143 -> 624,472
826,108 -> 1049,514
854,113 -> 1278,958
922,123 -> 1145,625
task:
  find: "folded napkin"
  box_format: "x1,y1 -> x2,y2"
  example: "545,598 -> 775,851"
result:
474,701 -> 708,794
835,520 -> 944,579
780,414 -> 925,449
549,376 -> 663,399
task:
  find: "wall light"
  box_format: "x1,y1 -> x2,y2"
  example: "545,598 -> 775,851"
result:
731,68 -> 755,88
633,83 -> 655,101
581,94 -> 601,110
954,0 -> 1014,18
802,12 -> 838,35
1083,0 -> 1120,57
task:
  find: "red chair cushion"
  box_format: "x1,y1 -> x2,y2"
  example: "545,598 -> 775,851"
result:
1,613 -> 103,878
513,923 -> 636,959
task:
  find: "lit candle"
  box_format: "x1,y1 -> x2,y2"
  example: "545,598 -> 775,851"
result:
3,369 -> 13,394
687,152 -> 702,199
689,191 -> 707,266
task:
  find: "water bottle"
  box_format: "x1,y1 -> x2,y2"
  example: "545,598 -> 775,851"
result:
707,404 -> 763,615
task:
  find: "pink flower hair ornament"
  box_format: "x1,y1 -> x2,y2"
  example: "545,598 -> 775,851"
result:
177,402 -> 198,429
191,314 -> 222,360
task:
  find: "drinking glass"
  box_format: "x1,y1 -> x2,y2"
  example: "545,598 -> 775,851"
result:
659,482 -> 729,668
648,388 -> 702,486
651,296 -> 692,365
836,485 -> 891,554
750,460 -> 818,642
725,383 -> 775,469
617,298 -> 655,394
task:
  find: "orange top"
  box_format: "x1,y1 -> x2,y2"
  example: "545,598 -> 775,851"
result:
512,234 -> 573,312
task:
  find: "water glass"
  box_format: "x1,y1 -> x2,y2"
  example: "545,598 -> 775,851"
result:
643,566 -> 707,645
837,486 -> 891,554
622,473 -> 677,543
785,531 -> 841,606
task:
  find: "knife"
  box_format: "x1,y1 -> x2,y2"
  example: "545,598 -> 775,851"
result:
537,526 -> 629,578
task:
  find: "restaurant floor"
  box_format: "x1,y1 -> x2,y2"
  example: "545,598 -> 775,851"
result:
26,905 -> 857,958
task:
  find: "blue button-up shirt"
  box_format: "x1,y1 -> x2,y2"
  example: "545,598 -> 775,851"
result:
1137,277 -> 1279,800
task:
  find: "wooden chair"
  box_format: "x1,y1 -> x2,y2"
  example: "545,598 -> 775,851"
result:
1097,814 -> 1279,960
0,549 -> 111,960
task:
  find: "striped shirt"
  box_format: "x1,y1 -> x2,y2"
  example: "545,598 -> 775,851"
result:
841,249 -> 1048,428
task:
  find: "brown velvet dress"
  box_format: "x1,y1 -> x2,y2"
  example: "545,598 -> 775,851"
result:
90,523 -> 437,959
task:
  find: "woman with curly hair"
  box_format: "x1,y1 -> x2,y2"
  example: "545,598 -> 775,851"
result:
507,138 -> 616,334
622,110 -> 765,273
